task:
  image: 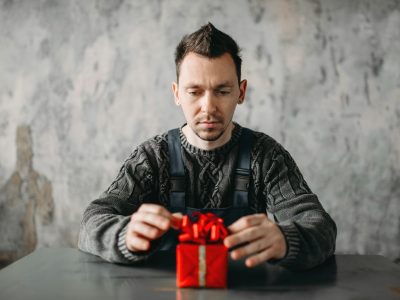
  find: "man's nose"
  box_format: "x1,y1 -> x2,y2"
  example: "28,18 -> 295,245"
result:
201,92 -> 217,113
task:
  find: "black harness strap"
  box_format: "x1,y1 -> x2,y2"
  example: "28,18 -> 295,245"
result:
167,127 -> 253,209
167,129 -> 186,209
232,128 -> 253,208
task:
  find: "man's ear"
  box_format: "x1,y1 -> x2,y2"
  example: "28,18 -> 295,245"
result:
172,81 -> 180,106
238,79 -> 247,104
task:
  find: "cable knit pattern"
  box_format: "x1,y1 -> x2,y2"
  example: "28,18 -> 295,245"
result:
78,123 -> 337,270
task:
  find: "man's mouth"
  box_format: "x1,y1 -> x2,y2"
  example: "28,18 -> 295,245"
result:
198,118 -> 221,124
200,121 -> 218,124
199,121 -> 220,128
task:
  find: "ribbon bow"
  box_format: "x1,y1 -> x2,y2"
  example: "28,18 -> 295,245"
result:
178,212 -> 228,244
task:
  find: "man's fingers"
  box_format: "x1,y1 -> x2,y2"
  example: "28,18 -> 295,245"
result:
171,213 -> 183,229
224,226 -> 266,249
130,221 -> 164,240
138,203 -> 172,218
126,204 -> 180,253
225,221 -> 287,266
136,204 -> 184,229
131,212 -> 171,231
227,214 -> 267,233
172,212 -> 183,218
229,237 -> 270,260
126,234 -> 150,252
245,248 -> 275,268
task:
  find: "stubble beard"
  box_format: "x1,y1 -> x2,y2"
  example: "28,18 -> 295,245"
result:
191,120 -> 230,142
195,128 -> 225,141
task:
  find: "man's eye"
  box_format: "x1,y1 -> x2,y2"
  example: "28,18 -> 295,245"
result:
188,91 -> 199,96
217,90 -> 230,95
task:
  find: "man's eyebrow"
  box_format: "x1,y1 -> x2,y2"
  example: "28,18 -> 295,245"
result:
184,83 -> 202,89
183,82 -> 234,89
215,82 -> 234,89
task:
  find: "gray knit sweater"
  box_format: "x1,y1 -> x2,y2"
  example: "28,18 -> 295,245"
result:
78,123 -> 337,270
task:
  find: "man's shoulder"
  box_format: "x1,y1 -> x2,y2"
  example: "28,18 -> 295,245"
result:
121,130 -> 171,167
136,127 -> 184,155
138,130 -> 170,152
247,127 -> 281,153
244,127 -> 296,171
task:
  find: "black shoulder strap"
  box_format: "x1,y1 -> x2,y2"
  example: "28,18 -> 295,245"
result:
168,127 -> 253,209
167,129 -> 186,209
233,128 -> 253,208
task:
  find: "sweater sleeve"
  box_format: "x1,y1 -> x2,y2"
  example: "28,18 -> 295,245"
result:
78,146 -> 160,264
263,143 -> 337,270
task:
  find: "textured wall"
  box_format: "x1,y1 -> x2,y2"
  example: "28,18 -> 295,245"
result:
0,0 -> 399,263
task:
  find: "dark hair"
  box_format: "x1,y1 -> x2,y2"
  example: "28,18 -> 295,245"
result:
174,22 -> 242,83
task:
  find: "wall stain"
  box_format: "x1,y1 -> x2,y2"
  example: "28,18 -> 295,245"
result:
255,44 -> 272,65
0,125 -> 54,264
364,72 -> 371,105
370,52 -> 384,77
247,0 -> 265,24
314,23 -> 327,51
96,0 -> 124,16
340,93 -> 350,112
329,45 -> 339,78
308,0 -> 322,16
1,0 -> 14,9
320,66 -> 327,84
38,38 -> 50,59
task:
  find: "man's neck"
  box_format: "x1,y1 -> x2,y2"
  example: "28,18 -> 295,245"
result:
182,122 -> 235,151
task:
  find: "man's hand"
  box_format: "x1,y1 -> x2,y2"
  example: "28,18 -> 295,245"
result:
125,204 -> 182,252
223,213 -> 287,267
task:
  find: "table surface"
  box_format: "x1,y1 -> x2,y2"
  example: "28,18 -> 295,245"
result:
0,248 -> 399,300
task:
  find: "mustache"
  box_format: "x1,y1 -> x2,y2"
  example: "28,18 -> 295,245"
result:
196,115 -> 223,123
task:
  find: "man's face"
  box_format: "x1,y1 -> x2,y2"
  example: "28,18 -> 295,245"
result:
172,52 -> 247,145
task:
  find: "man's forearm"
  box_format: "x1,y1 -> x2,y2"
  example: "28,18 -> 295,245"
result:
274,198 -> 337,270
78,197 -> 151,264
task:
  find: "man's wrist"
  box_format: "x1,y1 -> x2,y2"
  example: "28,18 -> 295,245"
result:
273,223 -> 301,266
118,224 -> 142,261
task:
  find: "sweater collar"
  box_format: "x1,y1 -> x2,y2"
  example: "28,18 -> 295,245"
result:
179,122 -> 242,158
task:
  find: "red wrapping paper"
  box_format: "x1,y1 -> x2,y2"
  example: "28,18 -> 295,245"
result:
176,212 -> 228,288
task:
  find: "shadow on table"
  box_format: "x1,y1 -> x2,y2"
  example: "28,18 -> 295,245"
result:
228,256 -> 337,290
78,249 -> 337,300
140,250 -> 338,289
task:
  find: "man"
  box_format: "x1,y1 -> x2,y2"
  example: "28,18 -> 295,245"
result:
78,23 -> 336,270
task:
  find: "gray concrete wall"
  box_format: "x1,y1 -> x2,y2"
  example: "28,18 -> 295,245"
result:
0,0 -> 399,263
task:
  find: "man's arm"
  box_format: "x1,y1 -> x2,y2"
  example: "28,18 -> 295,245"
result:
224,142 -> 337,270
266,143 -> 337,269
78,146 -> 161,264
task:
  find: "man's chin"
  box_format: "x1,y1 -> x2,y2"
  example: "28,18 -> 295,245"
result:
195,129 -> 224,142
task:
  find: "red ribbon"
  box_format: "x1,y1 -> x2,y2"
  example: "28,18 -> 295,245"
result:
178,212 -> 228,244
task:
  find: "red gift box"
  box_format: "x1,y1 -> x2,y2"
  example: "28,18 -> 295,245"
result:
176,212 -> 228,288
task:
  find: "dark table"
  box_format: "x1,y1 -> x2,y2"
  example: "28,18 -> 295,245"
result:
0,248 -> 399,300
